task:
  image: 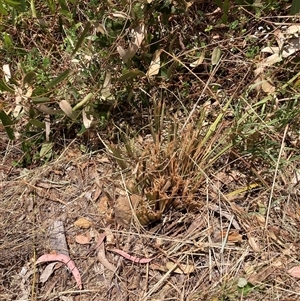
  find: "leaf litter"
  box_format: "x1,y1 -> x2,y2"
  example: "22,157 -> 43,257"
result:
2,143 -> 300,300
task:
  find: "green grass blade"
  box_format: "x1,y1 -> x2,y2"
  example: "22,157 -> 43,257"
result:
46,69 -> 70,89
200,98 -> 232,149
291,0 -> 300,14
0,79 -> 14,93
0,110 -> 15,140
72,21 -> 92,56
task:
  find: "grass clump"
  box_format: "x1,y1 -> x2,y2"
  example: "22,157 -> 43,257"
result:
105,97 -> 234,225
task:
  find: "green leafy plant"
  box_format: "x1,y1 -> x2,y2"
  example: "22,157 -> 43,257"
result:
291,0 -> 300,14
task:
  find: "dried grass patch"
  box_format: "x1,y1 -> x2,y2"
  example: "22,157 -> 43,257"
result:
1,122 -> 300,300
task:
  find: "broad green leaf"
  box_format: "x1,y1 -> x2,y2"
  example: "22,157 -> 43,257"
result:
221,0 -> 229,23
118,69 -> 145,81
3,0 -> 22,6
0,110 -> 15,140
58,0 -> 68,11
29,119 -> 45,128
46,69 -> 70,89
23,71 -> 36,86
291,0 -> 300,14
39,142 -> 53,160
46,0 -> 55,13
0,1 -> 8,15
72,21 -> 92,56
0,79 -> 14,93
211,46 -> 222,65
31,97 -> 50,104
3,33 -> 13,49
213,0 -> 222,7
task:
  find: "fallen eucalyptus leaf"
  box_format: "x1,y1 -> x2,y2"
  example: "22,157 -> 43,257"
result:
166,262 -> 195,274
36,254 -> 82,289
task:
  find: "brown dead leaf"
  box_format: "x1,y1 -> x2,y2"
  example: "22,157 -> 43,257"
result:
97,241 -> 116,272
262,79 -> 276,93
92,186 -> 102,202
254,60 -> 276,94
117,24 -> 145,63
75,234 -> 91,245
227,231 -> 243,242
150,263 -> 167,272
74,217 -> 93,229
98,195 -> 110,214
247,266 -> 275,283
166,262 -> 195,274
127,275 -> 141,290
248,235 -> 260,252
59,100 -> 73,118
215,230 -> 243,242
105,227 -> 115,245
288,266 -> 300,278
114,194 -> 140,226
190,51 -> 205,67
255,214 -> 265,224
39,262 -> 58,284
208,204 -> 241,230
146,49 -> 162,77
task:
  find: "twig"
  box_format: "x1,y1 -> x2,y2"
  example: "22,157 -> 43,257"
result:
264,124 -> 288,230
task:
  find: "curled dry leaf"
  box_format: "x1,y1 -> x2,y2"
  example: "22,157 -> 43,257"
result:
88,231 -> 107,254
146,49 -> 162,77
39,262 -> 58,283
82,108 -> 93,129
111,11 -> 130,19
59,100 -> 73,118
248,235 -> 261,252
35,254 -> 82,289
286,24 -> 300,35
227,231 -> 243,242
117,24 -> 145,63
75,234 -> 91,245
109,248 -> 154,264
166,262 -> 195,274
190,51 -> 205,67
74,217 -> 93,229
97,241 -> 116,272
97,195 -> 110,215
3,64 -> 11,82
114,195 -> 138,226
